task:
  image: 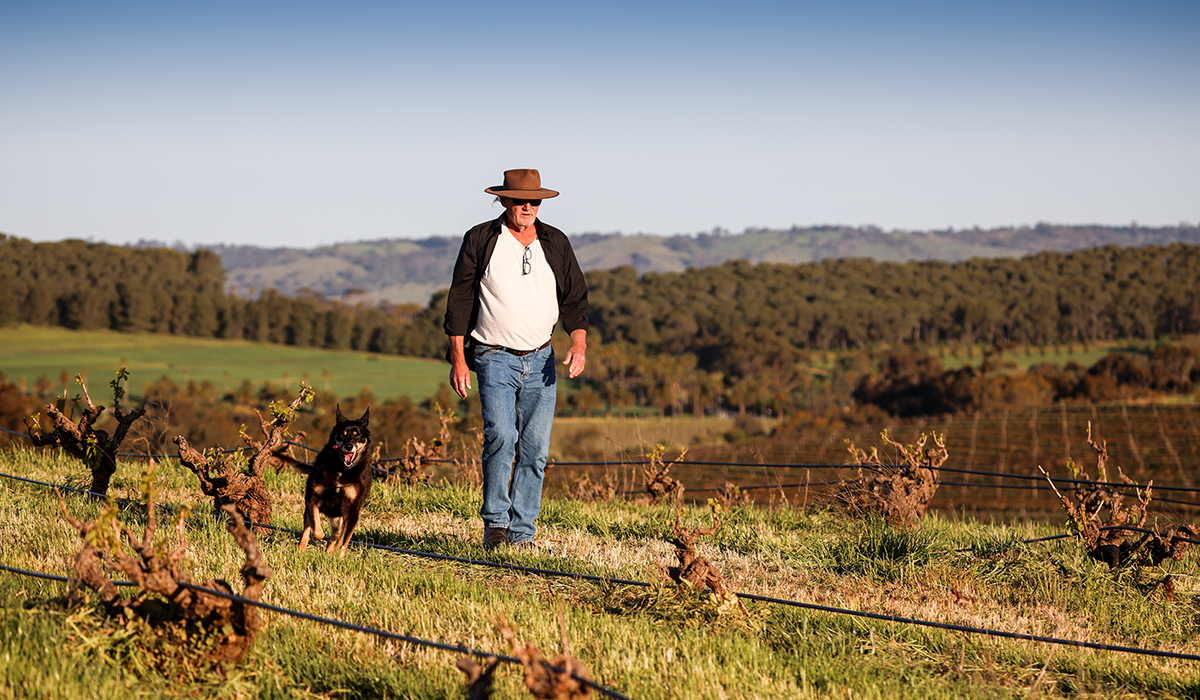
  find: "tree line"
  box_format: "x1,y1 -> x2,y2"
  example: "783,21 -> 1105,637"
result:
586,243 -> 1200,359
852,344 -> 1200,418
576,243 -> 1200,418
0,235 -> 445,357
204,221 -> 1200,305
4,235 -> 1200,420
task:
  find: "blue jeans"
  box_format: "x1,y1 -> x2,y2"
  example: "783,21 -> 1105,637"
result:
474,342 -> 557,543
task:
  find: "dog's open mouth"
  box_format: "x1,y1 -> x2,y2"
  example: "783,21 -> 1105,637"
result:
337,443 -> 364,467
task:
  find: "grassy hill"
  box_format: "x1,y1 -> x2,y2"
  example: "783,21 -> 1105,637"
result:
2,447 -> 1199,698
205,223 -> 1200,305
0,325 -> 448,403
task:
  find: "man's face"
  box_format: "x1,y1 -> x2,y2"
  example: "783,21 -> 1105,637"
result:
502,197 -> 541,230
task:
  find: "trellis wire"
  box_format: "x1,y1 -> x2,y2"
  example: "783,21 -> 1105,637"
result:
4,426 -> 1198,509
3,426 -> 1196,496
4,425 -> 1198,511
5,470 -> 1200,665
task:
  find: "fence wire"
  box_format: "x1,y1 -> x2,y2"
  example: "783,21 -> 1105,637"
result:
4,470 -> 1200,665
3,426 -> 1196,502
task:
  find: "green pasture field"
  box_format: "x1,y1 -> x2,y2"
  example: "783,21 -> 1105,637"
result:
938,339 -> 1138,373
805,338 -> 1173,377
933,335 -> 1200,374
3,448 -> 1200,698
0,325 -> 449,403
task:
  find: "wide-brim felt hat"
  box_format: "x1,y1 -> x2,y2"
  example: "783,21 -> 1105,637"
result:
484,169 -> 559,199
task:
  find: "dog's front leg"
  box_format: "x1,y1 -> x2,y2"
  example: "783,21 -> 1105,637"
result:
325,515 -> 344,556
335,503 -> 365,559
300,500 -> 322,551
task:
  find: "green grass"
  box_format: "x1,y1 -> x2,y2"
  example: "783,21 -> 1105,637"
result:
2,447 -> 1200,698
0,325 -> 449,403
937,339 -> 1146,374
806,338 -> 1163,378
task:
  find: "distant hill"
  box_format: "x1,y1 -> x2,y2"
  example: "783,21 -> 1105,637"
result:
202,223 -> 1200,306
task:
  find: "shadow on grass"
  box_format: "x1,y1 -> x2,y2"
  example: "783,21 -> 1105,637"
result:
352,525 -> 476,559
349,524 -> 650,585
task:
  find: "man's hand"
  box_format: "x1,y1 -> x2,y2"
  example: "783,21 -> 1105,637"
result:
563,329 -> 587,379
448,336 -> 471,399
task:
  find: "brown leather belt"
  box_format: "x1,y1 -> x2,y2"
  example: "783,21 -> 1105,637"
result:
477,339 -> 550,357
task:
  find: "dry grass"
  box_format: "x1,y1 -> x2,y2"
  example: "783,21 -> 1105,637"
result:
2,445 -> 1200,698
549,415 -> 767,461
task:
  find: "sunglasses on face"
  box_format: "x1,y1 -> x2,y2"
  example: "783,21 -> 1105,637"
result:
510,199 -> 542,207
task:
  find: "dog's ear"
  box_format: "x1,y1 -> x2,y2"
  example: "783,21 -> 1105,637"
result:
359,407 -> 370,426
335,403 -> 347,423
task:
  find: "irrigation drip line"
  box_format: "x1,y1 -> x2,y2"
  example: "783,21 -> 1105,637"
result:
953,467 -> 1200,494
5,434 -> 1199,514
0,470 -> 660,589
657,480 -> 1089,496
0,562 -> 134,587
113,448 -> 244,458
657,459 -> 1200,495
0,472 -> 115,500
0,427 -> 381,474
954,525 -> 1200,552
732,590 -> 1200,662
620,479 -> 862,496
554,458 -> 1200,496
11,467 -> 1198,552
0,426 -> 246,459
678,483 -> 809,494
0,562 -> 71,583
8,471 -> 1200,665
617,479 -> 1199,509
1094,524 -> 1198,540
937,482 -> 1200,509
0,564 -> 628,700
661,458 -> 1200,495
173,582 -> 630,700
14,547 -> 1200,681
374,456 -> 419,465
6,425 -> 1199,495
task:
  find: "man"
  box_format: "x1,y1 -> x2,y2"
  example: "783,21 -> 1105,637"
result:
444,169 -> 588,549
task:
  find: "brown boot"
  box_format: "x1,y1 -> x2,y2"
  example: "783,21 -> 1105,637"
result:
483,527 -> 508,550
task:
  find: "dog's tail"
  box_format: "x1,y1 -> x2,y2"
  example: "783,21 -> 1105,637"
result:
269,445 -> 315,475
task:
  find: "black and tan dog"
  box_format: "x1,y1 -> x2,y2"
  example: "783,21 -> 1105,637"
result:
298,405 -> 372,557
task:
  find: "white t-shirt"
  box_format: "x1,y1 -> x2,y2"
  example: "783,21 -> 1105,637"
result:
471,225 -> 559,351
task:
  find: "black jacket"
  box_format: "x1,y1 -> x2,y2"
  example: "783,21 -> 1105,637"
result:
443,216 -> 589,339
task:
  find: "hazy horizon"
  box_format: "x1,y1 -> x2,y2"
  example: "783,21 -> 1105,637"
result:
2,1 -> 1197,248
15,220 -> 1196,255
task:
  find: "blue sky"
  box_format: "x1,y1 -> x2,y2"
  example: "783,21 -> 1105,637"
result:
1,1 -> 1197,248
